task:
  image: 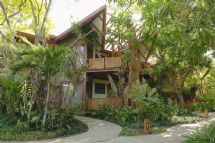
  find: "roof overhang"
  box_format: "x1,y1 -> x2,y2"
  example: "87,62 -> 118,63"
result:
55,5 -> 107,42
16,4 -> 107,45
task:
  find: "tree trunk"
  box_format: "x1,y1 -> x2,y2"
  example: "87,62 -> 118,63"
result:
27,104 -> 33,123
130,58 -> 141,83
171,73 -> 184,105
176,92 -> 184,105
96,52 -> 118,95
107,74 -> 117,95
0,1 -> 16,45
42,80 -> 50,128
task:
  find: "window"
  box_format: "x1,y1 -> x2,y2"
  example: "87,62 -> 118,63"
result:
93,79 -> 109,98
95,83 -> 105,94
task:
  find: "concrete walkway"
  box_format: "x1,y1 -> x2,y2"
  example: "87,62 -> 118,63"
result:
100,113 -> 215,143
0,116 -> 122,143
1,113 -> 215,143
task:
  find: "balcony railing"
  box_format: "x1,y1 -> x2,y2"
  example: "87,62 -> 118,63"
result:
88,97 -> 122,109
88,57 -> 121,70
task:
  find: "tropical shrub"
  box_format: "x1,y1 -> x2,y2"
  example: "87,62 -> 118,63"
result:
175,104 -> 193,116
87,105 -> 137,126
0,76 -> 22,115
137,101 -> 161,121
111,107 -> 137,126
45,105 -> 82,131
184,124 -> 215,143
0,118 -> 88,141
198,93 -> 215,111
0,113 -> 19,126
128,81 -> 162,121
87,104 -> 112,120
13,121 -> 29,134
158,103 -> 178,121
0,106 -> 88,141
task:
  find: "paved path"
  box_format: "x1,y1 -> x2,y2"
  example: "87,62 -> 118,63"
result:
1,113 -> 215,143
0,116 -> 122,143
99,113 -> 215,143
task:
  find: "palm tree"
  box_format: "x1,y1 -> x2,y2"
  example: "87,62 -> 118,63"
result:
12,45 -> 68,127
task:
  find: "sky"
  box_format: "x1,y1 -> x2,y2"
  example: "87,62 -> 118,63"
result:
50,0 -> 106,36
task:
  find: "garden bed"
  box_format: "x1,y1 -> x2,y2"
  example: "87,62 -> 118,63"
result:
120,122 -> 172,136
0,115 -> 88,141
184,123 -> 215,143
86,104 -> 204,136
120,115 -> 203,136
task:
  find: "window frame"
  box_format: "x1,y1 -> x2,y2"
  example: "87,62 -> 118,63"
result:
92,79 -> 109,99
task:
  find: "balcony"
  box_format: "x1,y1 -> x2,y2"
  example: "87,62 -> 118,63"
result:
88,97 -> 122,109
88,57 -> 121,70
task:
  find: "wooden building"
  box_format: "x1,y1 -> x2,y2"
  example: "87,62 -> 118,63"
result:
17,5 -> 123,111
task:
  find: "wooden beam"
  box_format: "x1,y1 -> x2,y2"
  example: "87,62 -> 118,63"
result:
91,23 -> 102,34
98,15 -> 103,21
102,9 -> 107,49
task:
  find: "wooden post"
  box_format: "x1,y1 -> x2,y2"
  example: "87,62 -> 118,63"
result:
131,99 -> 136,109
144,119 -> 151,134
204,109 -> 208,119
82,45 -> 87,112
82,79 -> 86,112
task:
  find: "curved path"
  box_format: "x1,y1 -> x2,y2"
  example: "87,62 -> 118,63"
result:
1,113 -> 215,143
100,113 -> 215,143
0,116 -> 122,143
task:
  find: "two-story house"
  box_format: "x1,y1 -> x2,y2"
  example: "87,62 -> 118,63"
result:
17,5 -> 123,111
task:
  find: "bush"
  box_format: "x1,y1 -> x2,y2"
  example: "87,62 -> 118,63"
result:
137,102 -> 161,121
13,121 -> 29,133
0,114 -> 19,126
127,82 -> 162,121
111,107 -> 137,126
158,103 -> 178,121
0,115 -> 88,141
86,105 -> 137,126
184,124 -> 215,143
199,94 -> 215,112
86,104 -> 112,120
0,76 -> 22,115
175,104 -> 192,116
0,119 -> 88,141
45,106 -> 76,131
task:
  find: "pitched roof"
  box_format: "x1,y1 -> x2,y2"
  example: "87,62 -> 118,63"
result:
16,31 -> 56,45
17,4 -> 107,44
55,4 -> 106,42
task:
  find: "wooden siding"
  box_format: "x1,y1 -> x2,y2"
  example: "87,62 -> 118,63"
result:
88,97 -> 122,109
89,58 -> 105,69
88,57 -> 121,70
105,57 -> 122,68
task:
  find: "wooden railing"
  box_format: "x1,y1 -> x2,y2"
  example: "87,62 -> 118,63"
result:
88,58 -> 104,69
105,57 -> 121,68
88,97 -> 122,109
88,57 -> 121,70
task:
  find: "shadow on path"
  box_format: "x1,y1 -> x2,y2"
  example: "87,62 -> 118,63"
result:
100,113 -> 215,143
